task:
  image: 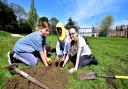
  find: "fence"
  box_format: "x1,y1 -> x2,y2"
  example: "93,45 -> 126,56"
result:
108,30 -> 127,37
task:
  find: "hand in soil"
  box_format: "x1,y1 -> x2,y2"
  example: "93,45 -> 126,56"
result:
47,57 -> 52,64
68,68 -> 77,73
45,65 -> 49,69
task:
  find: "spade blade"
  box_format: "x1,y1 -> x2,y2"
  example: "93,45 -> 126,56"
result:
78,72 -> 97,80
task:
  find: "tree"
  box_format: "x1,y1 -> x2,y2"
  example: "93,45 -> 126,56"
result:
50,17 -> 59,34
9,3 -> 27,20
0,0 -> 8,4
28,0 -> 38,31
0,1 -> 18,32
39,16 -> 49,23
65,17 -> 79,31
18,18 -> 32,34
50,17 -> 59,26
100,15 -> 113,36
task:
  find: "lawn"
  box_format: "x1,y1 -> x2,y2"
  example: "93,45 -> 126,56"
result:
0,31 -> 128,89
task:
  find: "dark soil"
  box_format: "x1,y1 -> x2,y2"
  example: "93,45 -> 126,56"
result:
105,68 -> 117,89
105,78 -> 117,89
3,60 -> 68,89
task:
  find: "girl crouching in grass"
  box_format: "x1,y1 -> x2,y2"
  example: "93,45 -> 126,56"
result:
62,26 -> 98,73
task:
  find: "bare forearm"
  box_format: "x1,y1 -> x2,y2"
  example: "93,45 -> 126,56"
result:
75,48 -> 82,69
41,54 -> 48,66
63,54 -> 69,67
75,55 -> 79,69
40,51 -> 48,67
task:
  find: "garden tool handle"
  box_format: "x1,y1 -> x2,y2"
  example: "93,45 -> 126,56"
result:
97,74 -> 115,78
115,76 -> 128,79
97,74 -> 128,79
14,67 -> 49,89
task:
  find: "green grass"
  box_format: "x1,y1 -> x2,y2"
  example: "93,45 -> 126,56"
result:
0,31 -> 128,89
46,34 -> 57,47
65,37 -> 128,89
0,32 -> 19,89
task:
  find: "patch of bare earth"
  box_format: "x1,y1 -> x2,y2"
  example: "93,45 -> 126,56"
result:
3,61 -> 68,89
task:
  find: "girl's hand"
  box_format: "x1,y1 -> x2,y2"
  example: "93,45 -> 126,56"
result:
68,68 -> 77,73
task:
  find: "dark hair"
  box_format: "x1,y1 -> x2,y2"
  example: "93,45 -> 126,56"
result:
38,21 -> 50,29
71,40 -> 75,46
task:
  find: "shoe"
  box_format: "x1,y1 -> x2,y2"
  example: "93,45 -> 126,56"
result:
90,55 -> 98,65
7,51 -> 16,64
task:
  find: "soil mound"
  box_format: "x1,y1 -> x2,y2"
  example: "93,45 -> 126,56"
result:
3,62 -> 68,89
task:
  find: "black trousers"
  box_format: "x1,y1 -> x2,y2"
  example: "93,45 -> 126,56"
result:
70,54 -> 92,67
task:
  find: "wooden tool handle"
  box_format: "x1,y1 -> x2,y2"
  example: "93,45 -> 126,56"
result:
14,67 -> 49,89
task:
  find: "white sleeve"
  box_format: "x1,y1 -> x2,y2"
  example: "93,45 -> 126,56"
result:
63,42 -> 70,54
63,34 -> 71,54
78,37 -> 84,48
56,41 -> 60,55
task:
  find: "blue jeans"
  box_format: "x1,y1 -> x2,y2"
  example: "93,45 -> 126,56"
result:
15,51 -> 41,66
70,54 -> 92,67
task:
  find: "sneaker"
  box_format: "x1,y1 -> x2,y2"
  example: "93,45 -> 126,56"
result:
7,51 -> 16,64
90,55 -> 98,65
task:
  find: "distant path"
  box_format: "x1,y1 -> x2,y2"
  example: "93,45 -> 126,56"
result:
11,34 -> 24,37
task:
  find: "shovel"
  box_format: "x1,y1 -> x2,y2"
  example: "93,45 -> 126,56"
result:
78,72 -> 128,80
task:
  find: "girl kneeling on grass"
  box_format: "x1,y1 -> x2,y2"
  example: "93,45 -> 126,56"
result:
7,21 -> 51,67
55,22 -> 70,66
62,26 -> 98,73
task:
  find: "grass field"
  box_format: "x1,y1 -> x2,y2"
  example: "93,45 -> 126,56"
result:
0,31 -> 128,89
